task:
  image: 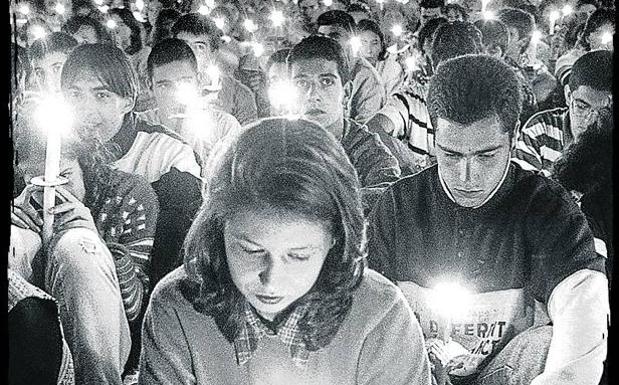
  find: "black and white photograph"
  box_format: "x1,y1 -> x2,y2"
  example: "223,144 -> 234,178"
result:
7,0 -> 615,384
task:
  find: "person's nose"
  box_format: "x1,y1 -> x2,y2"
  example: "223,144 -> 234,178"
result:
458,157 -> 472,183
258,255 -> 284,288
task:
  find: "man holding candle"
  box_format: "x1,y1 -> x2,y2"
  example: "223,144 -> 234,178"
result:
171,12 -> 259,125
316,10 -> 386,124
368,54 -> 608,385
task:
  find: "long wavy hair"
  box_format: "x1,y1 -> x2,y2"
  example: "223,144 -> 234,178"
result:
182,118 -> 367,351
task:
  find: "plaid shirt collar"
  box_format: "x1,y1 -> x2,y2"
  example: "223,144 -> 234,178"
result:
234,301 -> 310,368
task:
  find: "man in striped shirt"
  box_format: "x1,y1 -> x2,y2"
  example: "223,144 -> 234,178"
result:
513,50 -> 612,176
366,21 -> 481,175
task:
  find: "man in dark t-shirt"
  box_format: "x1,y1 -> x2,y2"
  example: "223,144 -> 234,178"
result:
368,55 -> 608,385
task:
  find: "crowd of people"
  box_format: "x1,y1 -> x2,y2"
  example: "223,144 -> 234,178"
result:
8,0 -> 614,384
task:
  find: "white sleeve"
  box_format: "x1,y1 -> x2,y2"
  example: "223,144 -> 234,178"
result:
531,269 -> 609,385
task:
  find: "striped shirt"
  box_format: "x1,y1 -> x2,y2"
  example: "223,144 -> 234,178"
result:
513,107 -> 572,176
373,75 -> 435,174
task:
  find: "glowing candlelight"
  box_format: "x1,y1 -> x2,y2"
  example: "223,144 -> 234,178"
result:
31,25 -> 48,40
600,31 -> 613,45
133,11 -> 146,22
244,18 -> 258,33
323,0 -> 333,6
135,0 -> 145,11
269,80 -> 300,117
252,41 -> 265,57
98,5 -> 109,13
94,0 -> 104,5
198,4 -> 210,15
349,35 -> 362,57
481,0 -> 490,13
561,4 -> 573,17
106,19 -> 117,29
404,52 -> 421,72
482,10 -> 496,20
549,10 -> 561,34
54,2 -> 65,15
205,0 -> 216,7
270,9 -> 285,27
32,95 -> 73,242
391,24 -> 404,38
430,281 -> 472,342
18,3 -> 30,15
531,29 -> 543,44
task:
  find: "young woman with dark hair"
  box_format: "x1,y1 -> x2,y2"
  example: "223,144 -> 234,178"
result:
139,117 -> 431,384
357,18 -> 405,97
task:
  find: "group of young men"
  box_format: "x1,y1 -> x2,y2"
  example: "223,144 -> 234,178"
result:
10,1 -> 614,384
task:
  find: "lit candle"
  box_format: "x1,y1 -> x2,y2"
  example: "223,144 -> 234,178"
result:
198,4 -> 210,15
106,18 -> 117,29
549,10 -> 561,35
270,9 -> 285,27
54,2 -> 65,15
269,80 -> 300,117
600,31 -> 613,45
391,24 -> 404,38
18,3 -> 30,15
349,35 -> 362,57
98,5 -> 109,13
31,25 -> 47,40
244,19 -> 258,33
482,10 -> 496,20
323,0 -> 333,6
135,0 -> 145,11
481,0 -> 491,14
431,281 -> 472,343
252,41 -> 265,57
33,95 -> 73,242
561,4 -> 573,17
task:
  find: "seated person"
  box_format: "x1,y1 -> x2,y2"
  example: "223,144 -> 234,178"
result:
8,268 -> 74,385
287,35 -> 401,211
316,10 -> 386,124
366,21 -> 481,176
552,108 -> 613,286
60,42 -> 203,290
514,49 -> 612,176
140,37 -> 241,174
61,15 -> 113,45
28,32 -> 78,94
172,13 -> 259,125
138,117 -> 432,384
367,54 -> 608,385
11,105 -> 159,384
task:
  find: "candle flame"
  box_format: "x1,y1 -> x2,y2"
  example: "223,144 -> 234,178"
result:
31,25 -> 48,40
33,95 -> 73,137
549,10 -> 561,22
106,19 -> 117,29
18,3 -> 30,15
531,30 -> 543,44
600,31 -> 613,45
54,2 -> 65,15
98,5 -> 109,13
323,0 -> 333,6
268,80 -> 300,117
213,16 -> 225,30
561,4 -> 573,16
135,0 -> 145,11
349,36 -> 362,56
482,10 -> 496,20
391,24 -> 404,37
430,281 -> 472,319
198,5 -> 210,15
175,83 -> 199,106
252,41 -> 265,57
270,10 -> 285,27
244,19 -> 258,33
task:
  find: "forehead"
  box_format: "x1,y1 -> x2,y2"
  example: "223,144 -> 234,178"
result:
290,58 -> 340,78
176,31 -> 208,44
299,0 -> 319,7
152,60 -> 196,80
572,85 -> 612,106
318,25 -> 349,37
65,71 -> 108,89
435,115 -> 510,149
359,30 -> 380,39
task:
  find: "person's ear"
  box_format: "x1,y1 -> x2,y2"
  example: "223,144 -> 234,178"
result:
120,96 -> 135,115
564,84 -> 571,106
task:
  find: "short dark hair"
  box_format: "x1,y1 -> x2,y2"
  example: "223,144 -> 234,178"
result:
151,8 -> 182,45
580,8 -> 615,50
61,43 -> 138,102
442,3 -> 469,20
427,54 -> 523,137
183,117 -> 365,351
147,38 -> 197,80
28,32 -> 78,61
431,21 -> 482,68
266,48 -> 291,72
316,10 -> 356,34
356,19 -> 387,61
62,15 -> 112,44
420,0 -> 445,9
108,7 -> 143,55
569,50 -> 613,93
171,13 -> 222,51
418,17 -> 448,52
474,19 -> 510,56
497,7 -> 535,41
347,2 -> 371,15
288,34 -> 350,84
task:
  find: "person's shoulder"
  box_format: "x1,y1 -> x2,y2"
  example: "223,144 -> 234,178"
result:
350,269 -> 410,327
150,266 -> 197,311
511,164 -> 578,212
135,116 -> 186,142
389,165 -> 437,193
105,168 -> 158,202
522,107 -> 568,131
